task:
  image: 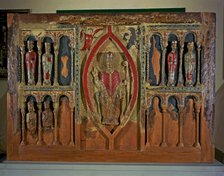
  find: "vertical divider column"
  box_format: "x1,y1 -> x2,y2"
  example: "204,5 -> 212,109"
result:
160,104 -> 167,147
36,39 -> 42,86
20,44 -> 25,85
177,105 -> 184,147
177,41 -> 184,86
53,102 -> 60,145
196,42 -> 201,86
194,102 -> 201,148
20,102 -> 27,145
37,102 -> 45,145
54,41 -> 59,86
69,102 -> 75,146
160,33 -> 168,86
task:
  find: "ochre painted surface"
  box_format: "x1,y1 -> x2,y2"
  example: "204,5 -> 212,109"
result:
7,12 -> 215,162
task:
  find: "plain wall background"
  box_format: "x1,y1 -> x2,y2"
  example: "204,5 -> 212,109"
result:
0,0 -> 223,152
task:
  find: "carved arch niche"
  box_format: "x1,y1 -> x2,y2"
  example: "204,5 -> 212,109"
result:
183,33 -> 197,86
58,95 -> 71,146
145,96 -> 163,147
24,35 -> 38,85
183,96 -> 197,147
165,34 -> 180,86
148,33 -> 163,86
25,95 -> 38,145
41,95 -> 54,145
58,35 -> 72,86
166,96 -> 179,146
41,36 -> 55,86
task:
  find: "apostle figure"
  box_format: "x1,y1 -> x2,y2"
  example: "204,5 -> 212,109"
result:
58,96 -> 71,145
166,100 -> 179,146
26,100 -> 37,137
184,42 -> 196,86
25,40 -> 37,85
167,40 -> 178,86
183,98 -> 195,146
146,97 -> 162,146
42,100 -> 54,132
42,42 -> 53,85
151,35 -> 161,85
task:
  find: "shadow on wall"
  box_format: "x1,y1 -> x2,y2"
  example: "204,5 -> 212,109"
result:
0,84 -> 7,153
215,82 -> 224,162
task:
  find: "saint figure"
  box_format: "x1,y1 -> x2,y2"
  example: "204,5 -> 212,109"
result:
151,36 -> 161,85
183,98 -> 195,146
26,100 -> 37,137
167,41 -> 178,86
92,52 -> 123,125
42,42 -> 53,85
146,97 -> 162,146
42,100 -> 54,132
184,42 -> 196,86
25,40 -> 37,85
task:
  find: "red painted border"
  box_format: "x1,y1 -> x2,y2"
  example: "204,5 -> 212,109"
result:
82,26 -> 138,112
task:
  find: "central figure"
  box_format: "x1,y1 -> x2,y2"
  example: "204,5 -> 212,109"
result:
92,51 -> 125,126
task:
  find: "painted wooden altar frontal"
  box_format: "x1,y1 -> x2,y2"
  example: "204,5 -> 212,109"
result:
7,13 -> 215,162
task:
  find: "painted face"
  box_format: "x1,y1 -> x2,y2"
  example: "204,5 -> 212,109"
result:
27,40 -> 34,51
154,97 -> 159,106
188,98 -> 194,107
171,41 -> 177,51
87,28 -> 93,34
187,42 -> 194,52
105,52 -> 113,69
45,42 -> 51,52
61,97 -> 68,105
44,100 -> 50,109
28,101 -> 34,111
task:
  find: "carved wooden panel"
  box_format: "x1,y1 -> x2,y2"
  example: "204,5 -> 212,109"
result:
7,12 -> 215,162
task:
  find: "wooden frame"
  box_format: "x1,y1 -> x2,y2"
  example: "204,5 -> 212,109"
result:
0,9 -> 29,79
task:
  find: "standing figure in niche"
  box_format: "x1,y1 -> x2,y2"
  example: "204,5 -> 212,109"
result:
26,100 -> 37,137
166,100 -> 179,146
183,98 -> 195,146
92,51 -> 123,125
184,42 -> 196,86
151,35 -> 161,85
167,41 -> 178,86
42,100 -> 54,132
25,40 -> 37,85
42,42 -> 53,85
58,96 -> 71,145
146,97 -> 162,146
58,36 -> 71,85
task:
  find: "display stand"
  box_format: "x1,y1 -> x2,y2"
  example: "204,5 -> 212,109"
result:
0,161 -> 224,176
